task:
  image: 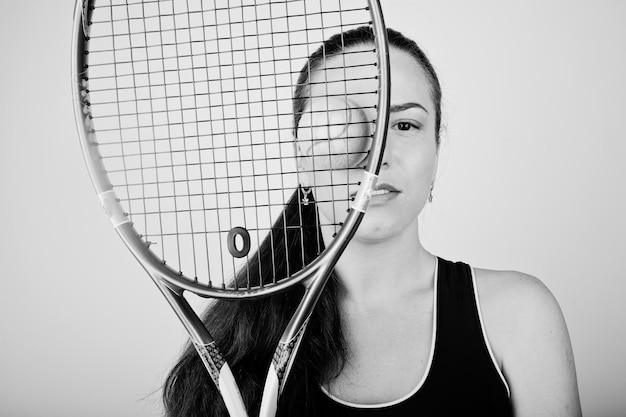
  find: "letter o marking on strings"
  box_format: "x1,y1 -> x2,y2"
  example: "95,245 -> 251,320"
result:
227,227 -> 251,258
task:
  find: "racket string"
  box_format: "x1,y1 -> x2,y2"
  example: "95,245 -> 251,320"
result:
85,0 -> 378,290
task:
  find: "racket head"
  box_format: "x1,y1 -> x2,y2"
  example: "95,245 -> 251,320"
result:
72,0 -> 389,299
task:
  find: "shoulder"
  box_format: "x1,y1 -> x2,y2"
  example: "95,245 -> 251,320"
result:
472,267 -> 561,321
471,267 -> 581,416
471,267 -> 566,353
466,267 -> 568,371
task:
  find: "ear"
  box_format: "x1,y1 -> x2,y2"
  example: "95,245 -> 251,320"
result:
430,145 -> 440,189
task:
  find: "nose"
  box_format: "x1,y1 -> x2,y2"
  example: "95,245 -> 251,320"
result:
379,131 -> 399,169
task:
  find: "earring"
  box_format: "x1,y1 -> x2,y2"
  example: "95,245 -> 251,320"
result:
301,186 -> 312,205
428,185 -> 434,203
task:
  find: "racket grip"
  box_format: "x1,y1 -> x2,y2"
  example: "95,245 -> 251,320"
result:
259,323 -> 308,417
259,362 -> 280,417
194,341 -> 248,417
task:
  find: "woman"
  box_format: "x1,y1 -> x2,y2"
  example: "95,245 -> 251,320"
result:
163,27 -> 581,417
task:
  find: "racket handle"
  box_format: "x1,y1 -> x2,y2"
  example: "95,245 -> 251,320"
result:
259,356 -> 280,417
259,367 -> 280,417
259,323 -> 308,417
194,342 -> 249,417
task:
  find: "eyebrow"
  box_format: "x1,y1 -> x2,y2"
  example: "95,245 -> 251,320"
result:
390,102 -> 429,113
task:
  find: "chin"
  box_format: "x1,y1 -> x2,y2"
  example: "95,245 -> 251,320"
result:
354,210 -> 421,242
352,218 -> 400,242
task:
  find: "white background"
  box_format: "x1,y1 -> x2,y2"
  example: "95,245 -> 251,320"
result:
1,1 -> 625,416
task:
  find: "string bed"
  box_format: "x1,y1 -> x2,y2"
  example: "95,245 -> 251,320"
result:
82,0 -> 379,291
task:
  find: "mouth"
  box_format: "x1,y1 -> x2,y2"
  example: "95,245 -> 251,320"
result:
349,182 -> 400,200
370,189 -> 391,197
373,183 -> 400,194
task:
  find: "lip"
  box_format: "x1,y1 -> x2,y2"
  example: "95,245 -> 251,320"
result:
349,182 -> 400,200
373,183 -> 400,193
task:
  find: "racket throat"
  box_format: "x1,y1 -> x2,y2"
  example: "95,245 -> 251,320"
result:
194,342 -> 249,417
275,319 -> 310,392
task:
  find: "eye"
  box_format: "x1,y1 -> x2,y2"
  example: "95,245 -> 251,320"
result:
395,121 -> 421,131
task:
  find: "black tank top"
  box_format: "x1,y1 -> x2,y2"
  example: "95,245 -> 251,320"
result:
311,258 -> 513,416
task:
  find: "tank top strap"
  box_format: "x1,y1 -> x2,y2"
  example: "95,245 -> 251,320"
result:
419,257 -> 511,411
435,257 -> 485,348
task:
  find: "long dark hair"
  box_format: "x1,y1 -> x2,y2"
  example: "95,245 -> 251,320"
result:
162,27 -> 441,417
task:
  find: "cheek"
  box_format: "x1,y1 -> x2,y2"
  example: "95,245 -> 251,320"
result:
399,142 -> 438,202
418,153 -> 437,184
415,155 -> 437,198
413,136 -> 438,175
394,132 -> 437,165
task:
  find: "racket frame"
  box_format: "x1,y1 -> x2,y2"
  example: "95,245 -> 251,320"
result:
71,1 -> 390,416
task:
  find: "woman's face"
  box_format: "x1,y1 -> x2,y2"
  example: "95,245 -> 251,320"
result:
296,45 -> 439,243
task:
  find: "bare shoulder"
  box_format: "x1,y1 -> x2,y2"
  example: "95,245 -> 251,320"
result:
472,267 -> 561,320
472,267 -> 567,357
472,267 -> 582,416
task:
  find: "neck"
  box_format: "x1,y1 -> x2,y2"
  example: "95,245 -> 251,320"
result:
326,218 -> 436,305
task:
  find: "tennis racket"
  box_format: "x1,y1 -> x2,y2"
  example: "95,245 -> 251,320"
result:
72,1 -> 389,416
